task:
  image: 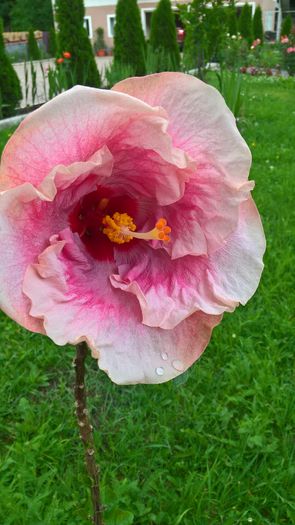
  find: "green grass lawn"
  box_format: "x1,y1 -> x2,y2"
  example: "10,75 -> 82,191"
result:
0,76 -> 294,525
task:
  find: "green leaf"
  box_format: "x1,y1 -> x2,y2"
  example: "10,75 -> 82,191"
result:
105,508 -> 134,525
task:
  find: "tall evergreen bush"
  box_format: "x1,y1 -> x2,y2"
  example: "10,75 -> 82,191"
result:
27,28 -> 41,60
93,27 -> 106,54
0,0 -> 15,30
114,0 -> 146,76
253,6 -> 263,42
0,18 -> 22,117
280,15 -> 292,37
55,0 -> 101,87
48,26 -> 57,57
11,0 -> 54,31
182,0 -> 228,77
238,3 -> 253,45
228,6 -> 238,36
149,0 -> 180,70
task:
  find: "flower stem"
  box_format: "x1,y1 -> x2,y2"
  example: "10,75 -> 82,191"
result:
74,342 -> 104,525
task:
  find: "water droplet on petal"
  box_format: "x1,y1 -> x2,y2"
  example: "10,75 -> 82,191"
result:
156,367 -> 164,376
172,360 -> 185,372
161,352 -> 168,361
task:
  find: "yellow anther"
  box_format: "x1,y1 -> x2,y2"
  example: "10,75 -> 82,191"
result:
156,218 -> 167,230
102,213 -> 136,244
102,213 -> 171,245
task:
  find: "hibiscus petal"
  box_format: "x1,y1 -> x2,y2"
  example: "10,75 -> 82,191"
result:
107,141 -> 195,207
0,149 -> 113,331
207,198 -> 266,306
113,73 -> 253,254
160,174 -> 254,259
111,198 -> 265,329
0,183 -> 47,333
113,72 -> 251,186
97,311 -> 222,385
23,228 -> 222,384
0,86 -> 194,206
0,87 -> 158,188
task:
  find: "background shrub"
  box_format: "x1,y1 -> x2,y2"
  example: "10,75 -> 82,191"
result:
239,3 -> 253,45
11,0 -> 54,31
253,6 -> 263,43
280,15 -> 292,37
27,28 -> 41,60
104,62 -> 135,88
55,0 -> 101,88
149,0 -> 180,71
0,17 -> 22,117
221,34 -> 249,69
181,0 -> 228,77
284,47 -> 295,75
93,27 -> 106,54
228,5 -> 238,36
114,0 -> 146,76
48,26 -> 57,57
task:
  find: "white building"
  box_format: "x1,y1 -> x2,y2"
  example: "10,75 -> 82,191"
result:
52,0 -> 290,48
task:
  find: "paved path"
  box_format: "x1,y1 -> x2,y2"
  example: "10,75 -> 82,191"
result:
13,56 -> 113,108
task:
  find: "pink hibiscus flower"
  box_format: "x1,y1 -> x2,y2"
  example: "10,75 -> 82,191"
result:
0,73 -> 265,384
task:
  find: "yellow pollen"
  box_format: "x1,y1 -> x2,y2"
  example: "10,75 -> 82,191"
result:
102,212 -> 171,245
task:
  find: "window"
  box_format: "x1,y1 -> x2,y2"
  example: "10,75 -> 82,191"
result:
264,11 -> 274,31
107,15 -> 116,38
84,16 -> 93,39
141,8 -> 155,37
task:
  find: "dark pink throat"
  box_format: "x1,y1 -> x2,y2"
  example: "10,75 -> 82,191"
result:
69,186 -> 139,261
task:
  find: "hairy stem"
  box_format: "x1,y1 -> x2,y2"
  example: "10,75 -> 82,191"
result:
74,342 -> 104,525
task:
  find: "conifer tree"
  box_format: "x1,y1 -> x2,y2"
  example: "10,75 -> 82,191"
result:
239,3 -> 253,45
48,26 -> 57,57
253,6 -> 263,42
11,0 -> 54,31
0,0 -> 15,30
280,15 -> 292,37
114,0 -> 146,76
149,0 -> 180,70
228,6 -> 238,36
27,28 -> 41,60
55,0 -> 101,87
0,17 -> 22,117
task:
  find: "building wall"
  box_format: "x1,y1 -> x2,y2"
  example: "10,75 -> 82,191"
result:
86,1 -> 169,49
50,0 -> 283,50
85,0 -> 281,49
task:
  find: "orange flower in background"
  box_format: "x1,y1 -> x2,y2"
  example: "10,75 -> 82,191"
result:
63,51 -> 71,59
56,57 -> 64,64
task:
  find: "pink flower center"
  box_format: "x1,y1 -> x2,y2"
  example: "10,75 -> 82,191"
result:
69,186 -> 171,260
69,187 -> 139,261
